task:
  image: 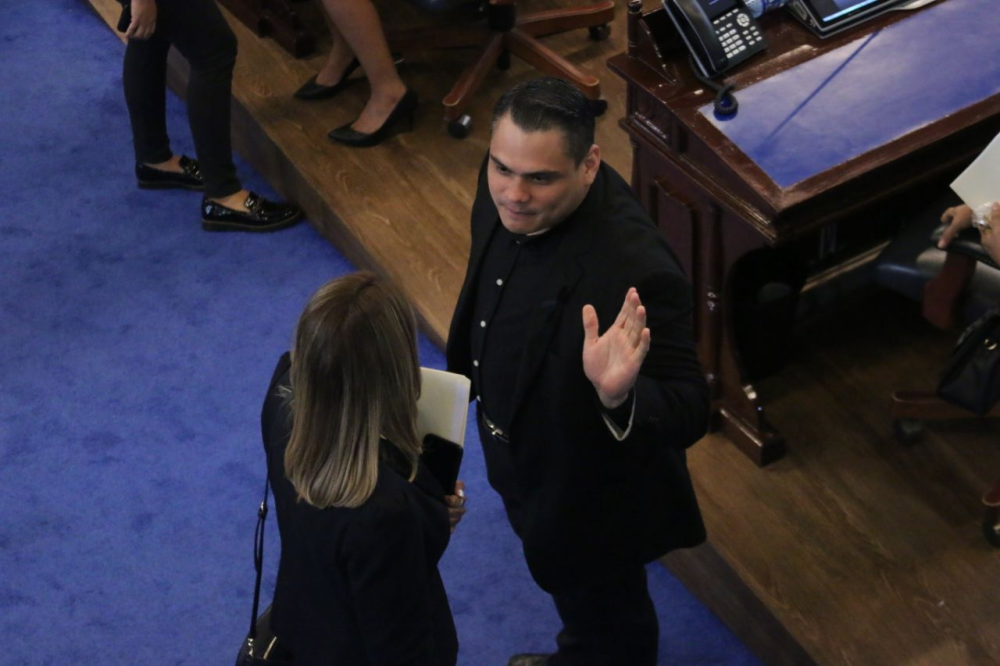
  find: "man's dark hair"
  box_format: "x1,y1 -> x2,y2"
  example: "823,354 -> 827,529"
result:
492,77 -> 595,165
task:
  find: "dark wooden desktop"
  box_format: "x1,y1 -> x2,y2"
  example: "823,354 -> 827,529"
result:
609,0 -> 1000,466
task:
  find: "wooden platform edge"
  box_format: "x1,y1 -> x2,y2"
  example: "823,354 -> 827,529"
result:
661,544 -> 816,665
84,0 -> 447,349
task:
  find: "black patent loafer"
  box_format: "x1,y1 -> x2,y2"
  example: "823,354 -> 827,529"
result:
293,58 -> 361,100
201,192 -> 302,232
136,155 -> 204,190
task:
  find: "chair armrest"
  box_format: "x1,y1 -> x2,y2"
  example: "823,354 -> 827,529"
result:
930,225 -> 1000,270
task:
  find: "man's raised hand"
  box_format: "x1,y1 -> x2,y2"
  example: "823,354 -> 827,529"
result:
582,287 -> 651,409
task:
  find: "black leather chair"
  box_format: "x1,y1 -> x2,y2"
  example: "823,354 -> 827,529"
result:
874,194 -> 1000,545
385,0 -> 614,137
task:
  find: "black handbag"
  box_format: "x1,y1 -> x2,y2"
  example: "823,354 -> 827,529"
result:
937,305 -> 1000,415
235,454 -> 292,665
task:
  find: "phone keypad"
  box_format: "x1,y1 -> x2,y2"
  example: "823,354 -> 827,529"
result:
712,8 -> 765,63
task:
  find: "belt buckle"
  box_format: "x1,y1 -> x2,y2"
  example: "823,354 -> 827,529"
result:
483,413 -> 508,443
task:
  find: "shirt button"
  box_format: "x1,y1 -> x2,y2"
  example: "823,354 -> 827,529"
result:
473,360 -> 479,367
476,395 -> 482,402
496,278 -> 503,286
480,320 -> 486,328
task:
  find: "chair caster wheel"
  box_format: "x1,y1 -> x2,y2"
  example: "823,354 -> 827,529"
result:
588,99 -> 608,116
448,115 -> 473,139
497,50 -> 511,70
589,24 -> 610,41
892,418 -> 924,443
982,509 -> 1000,547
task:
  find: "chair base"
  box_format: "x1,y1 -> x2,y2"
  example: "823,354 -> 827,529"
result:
387,0 -> 615,133
890,390 -> 1000,547
889,390 -> 1000,422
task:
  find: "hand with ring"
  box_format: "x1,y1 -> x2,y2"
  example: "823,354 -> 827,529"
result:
977,203 -> 1000,265
938,204 -> 975,249
445,480 -> 467,534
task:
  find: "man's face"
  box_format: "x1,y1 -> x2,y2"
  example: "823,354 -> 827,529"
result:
487,113 -> 601,235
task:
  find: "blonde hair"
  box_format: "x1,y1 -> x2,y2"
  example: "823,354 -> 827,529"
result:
284,271 -> 421,509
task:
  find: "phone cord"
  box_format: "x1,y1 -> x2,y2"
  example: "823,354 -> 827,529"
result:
690,57 -> 739,116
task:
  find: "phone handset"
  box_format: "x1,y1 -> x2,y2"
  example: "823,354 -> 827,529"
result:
669,0 -> 729,77
662,0 -> 768,79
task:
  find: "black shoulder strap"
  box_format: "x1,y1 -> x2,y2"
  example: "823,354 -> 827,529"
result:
249,465 -> 270,643
247,422 -> 271,649
248,354 -> 289,648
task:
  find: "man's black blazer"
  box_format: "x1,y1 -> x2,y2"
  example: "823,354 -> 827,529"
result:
261,353 -> 458,666
447,162 -> 710,594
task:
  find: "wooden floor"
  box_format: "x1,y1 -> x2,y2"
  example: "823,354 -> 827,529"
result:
89,1 -> 1000,663
689,292 -> 1000,665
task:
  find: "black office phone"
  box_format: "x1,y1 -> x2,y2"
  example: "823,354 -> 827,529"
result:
663,0 -> 767,78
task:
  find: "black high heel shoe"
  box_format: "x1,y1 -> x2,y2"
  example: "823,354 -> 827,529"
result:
327,89 -> 418,148
293,58 -> 361,101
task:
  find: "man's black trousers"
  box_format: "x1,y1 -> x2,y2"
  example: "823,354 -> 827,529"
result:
478,414 -> 659,666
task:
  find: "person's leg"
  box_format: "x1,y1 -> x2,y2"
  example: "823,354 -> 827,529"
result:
122,31 -> 173,168
315,11 -> 359,86
155,0 -> 299,229
158,0 -> 242,200
549,566 -> 658,666
319,0 -> 406,133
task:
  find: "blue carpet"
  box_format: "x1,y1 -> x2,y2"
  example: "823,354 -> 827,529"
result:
0,1 -> 760,663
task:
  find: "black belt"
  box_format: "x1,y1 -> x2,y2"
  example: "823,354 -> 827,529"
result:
480,410 -> 509,444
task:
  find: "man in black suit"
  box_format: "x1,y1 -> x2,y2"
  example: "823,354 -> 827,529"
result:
446,78 -> 711,666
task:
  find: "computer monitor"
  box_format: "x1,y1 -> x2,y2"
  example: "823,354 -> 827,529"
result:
787,0 -> 912,36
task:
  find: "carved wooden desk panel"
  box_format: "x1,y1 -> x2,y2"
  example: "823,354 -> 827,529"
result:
218,0 -> 315,58
609,0 -> 1000,464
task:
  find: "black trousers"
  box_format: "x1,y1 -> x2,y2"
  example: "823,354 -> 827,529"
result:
478,413 -> 659,666
122,0 -> 241,198
550,566 -> 658,666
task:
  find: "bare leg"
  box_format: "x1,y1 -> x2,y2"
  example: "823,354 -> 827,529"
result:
315,11 -> 357,86
320,0 -> 407,134
209,189 -> 252,208
145,155 -> 184,173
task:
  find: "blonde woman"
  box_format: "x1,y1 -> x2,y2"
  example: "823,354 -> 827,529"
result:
260,272 -> 462,664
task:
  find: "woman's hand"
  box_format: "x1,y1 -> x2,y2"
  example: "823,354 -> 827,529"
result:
937,204 -> 975,249
126,0 -> 157,40
445,480 -> 466,534
979,203 -> 1000,266
938,202 -> 1000,266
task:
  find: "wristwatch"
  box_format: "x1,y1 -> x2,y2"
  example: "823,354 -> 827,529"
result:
973,204 -> 994,232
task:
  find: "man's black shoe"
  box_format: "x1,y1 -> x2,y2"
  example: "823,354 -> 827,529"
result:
136,155 -> 204,190
507,654 -> 552,666
201,192 -> 302,232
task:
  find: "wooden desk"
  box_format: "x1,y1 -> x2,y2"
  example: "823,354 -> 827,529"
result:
609,0 -> 1000,465
218,0 -> 315,58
